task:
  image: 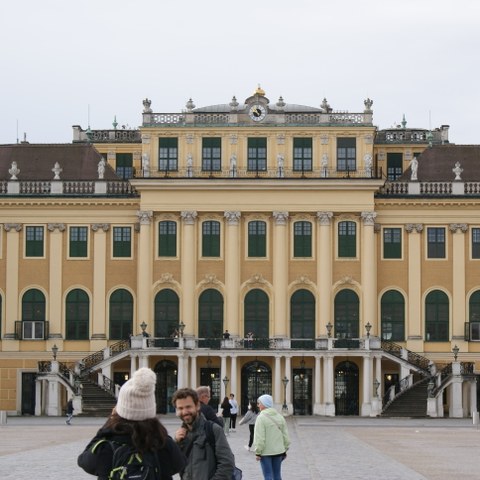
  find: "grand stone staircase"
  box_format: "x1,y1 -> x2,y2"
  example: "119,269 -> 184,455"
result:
79,379 -> 116,417
381,376 -> 430,417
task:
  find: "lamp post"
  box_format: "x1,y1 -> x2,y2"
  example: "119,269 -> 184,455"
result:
365,322 -> 372,338
282,376 -> 289,412
51,344 -> 58,361
140,321 -> 147,334
373,378 -> 380,398
222,375 -> 229,397
452,344 -> 459,362
326,322 -> 333,338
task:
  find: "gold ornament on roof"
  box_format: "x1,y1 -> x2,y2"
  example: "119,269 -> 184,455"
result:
254,84 -> 265,96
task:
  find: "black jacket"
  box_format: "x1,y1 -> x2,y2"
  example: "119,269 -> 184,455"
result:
200,402 -> 224,427
77,426 -> 186,480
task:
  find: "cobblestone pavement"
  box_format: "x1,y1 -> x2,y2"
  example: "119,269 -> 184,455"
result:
1,415 -> 479,479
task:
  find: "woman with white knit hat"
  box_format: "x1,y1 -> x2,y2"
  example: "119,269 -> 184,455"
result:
78,367 -> 186,480
254,394 -> 291,480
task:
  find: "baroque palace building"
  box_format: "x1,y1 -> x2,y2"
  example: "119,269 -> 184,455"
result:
0,87 -> 478,419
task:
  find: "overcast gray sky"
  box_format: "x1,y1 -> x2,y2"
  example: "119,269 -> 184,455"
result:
0,0 -> 478,145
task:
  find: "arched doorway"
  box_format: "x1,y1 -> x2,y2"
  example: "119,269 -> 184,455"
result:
154,359 -> 177,414
335,360 -> 359,415
240,361 -> 272,413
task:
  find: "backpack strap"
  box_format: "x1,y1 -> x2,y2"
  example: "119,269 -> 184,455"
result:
204,420 -> 216,449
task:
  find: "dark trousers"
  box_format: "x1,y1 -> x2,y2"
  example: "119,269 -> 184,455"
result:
248,424 -> 255,447
230,414 -> 237,429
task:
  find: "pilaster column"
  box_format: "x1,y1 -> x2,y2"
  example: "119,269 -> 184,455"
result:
47,223 -> 66,339
137,211 -> 153,333
449,224 -> 468,339
361,212 -> 377,333
314,355 -> 322,414
224,211 -> 241,335
177,353 -> 186,389
190,355 -> 197,388
324,354 -> 335,416
181,211 -> 197,333
220,355 -> 228,399
405,224 -> 423,341
272,212 -> 289,337
4,223 -> 22,340
91,224 -> 110,344
130,354 -> 137,376
284,355 -> 292,408
230,355 -> 237,395
317,212 -> 333,332
274,356 -> 281,403
361,355 -> 372,416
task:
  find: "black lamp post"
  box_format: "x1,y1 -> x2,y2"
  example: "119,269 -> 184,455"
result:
223,375 -> 229,395
452,344 -> 459,361
282,376 -> 289,412
365,322 -> 372,338
51,344 -> 58,361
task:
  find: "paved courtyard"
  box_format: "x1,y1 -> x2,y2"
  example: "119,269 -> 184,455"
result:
0,415 -> 479,479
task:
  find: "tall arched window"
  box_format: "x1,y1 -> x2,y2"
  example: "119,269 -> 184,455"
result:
334,289 -> 359,338
468,290 -> 480,340
381,290 -> 405,341
66,289 -> 89,340
290,289 -> 315,345
425,290 -> 449,341
198,289 -> 224,338
154,289 -> 179,337
21,289 -> 46,339
244,289 -> 269,338
109,289 -> 133,340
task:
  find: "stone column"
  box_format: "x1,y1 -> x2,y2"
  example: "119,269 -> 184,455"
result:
285,355 -> 292,411
405,224 -> 423,349
47,223 -> 66,339
450,224 -> 468,340
137,211 -> 153,333
91,224 -> 110,349
130,354 -> 137,376
313,355 -> 322,414
177,353 -> 186,389
361,355 -> 372,416
224,212 -> 241,335
317,212 -> 333,334
220,355 -> 228,399
180,212 -> 197,332
272,212 -> 289,337
274,355 -> 282,404
190,355 -> 197,388
230,355 -> 237,396
324,354 -> 335,416
4,224 -> 22,342
361,212 -> 377,334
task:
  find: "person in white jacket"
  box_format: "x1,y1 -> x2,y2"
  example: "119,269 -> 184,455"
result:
254,394 -> 290,480
238,400 -> 259,451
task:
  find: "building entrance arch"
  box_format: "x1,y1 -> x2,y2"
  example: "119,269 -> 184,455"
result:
240,360 -> 272,414
154,359 -> 177,414
334,360 -> 359,415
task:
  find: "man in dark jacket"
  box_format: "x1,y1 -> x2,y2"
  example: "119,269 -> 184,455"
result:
197,385 -> 224,427
173,388 -> 235,480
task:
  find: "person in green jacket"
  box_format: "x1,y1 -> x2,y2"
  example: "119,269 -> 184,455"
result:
253,394 -> 290,480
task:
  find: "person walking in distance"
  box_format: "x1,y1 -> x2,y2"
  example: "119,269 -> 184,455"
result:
78,367 -> 186,480
229,393 -> 238,432
239,400 -> 259,451
66,398 -> 74,425
196,385 -> 224,427
220,396 -> 232,436
172,388 -> 235,480
254,394 -> 290,480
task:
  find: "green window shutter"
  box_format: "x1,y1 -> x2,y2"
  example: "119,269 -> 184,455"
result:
472,228 -> 480,259
294,221 -> 312,257
293,138 -> 312,171
26,226 -> 44,257
338,221 -> 356,257
159,221 -> 177,257
116,153 -> 134,179
248,221 -> 266,257
247,138 -> 267,171
202,138 -> 222,171
69,226 -> 88,257
337,138 -> 356,171
159,138 -> 178,171
427,228 -> 445,258
425,290 -> 449,341
66,289 -> 89,340
202,221 -> 220,257
109,289 -> 133,340
383,228 -> 402,259
113,227 -> 132,258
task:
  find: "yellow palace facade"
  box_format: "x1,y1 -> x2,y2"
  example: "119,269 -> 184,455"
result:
0,87 -> 477,419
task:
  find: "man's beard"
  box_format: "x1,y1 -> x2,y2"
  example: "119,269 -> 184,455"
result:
181,410 -> 197,425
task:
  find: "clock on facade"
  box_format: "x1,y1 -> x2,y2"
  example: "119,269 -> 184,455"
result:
249,104 -> 267,122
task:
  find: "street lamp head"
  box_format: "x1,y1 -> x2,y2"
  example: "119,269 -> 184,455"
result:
51,344 -> 58,361
452,344 -> 459,361
365,322 -> 372,337
140,321 -> 147,333
178,321 -> 186,337
222,375 -> 229,388
282,376 -> 289,387
326,322 -> 333,338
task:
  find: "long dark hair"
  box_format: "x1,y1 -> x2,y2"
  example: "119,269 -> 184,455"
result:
104,412 -> 168,453
249,401 -> 259,414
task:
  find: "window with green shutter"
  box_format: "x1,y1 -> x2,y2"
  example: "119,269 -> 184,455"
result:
159,138 -> 178,171
425,290 -> 449,341
247,138 -> 267,171
338,221 -> 356,257
159,221 -> 177,257
293,221 -> 312,257
381,290 -> 405,341
25,226 -> 44,257
202,138 -> 222,171
69,226 -> 88,258
113,227 -> 132,258
116,153 -> 134,179
293,138 -> 312,172
472,228 -> 480,259
248,221 -> 266,257
427,227 -> 445,258
383,228 -> 402,259
202,221 -> 220,257
386,153 -> 403,181
65,289 -> 89,340
109,289 -> 133,340
337,138 -> 356,171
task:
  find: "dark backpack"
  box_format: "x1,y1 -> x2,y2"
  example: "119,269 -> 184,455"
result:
93,440 -> 161,480
204,421 -> 242,480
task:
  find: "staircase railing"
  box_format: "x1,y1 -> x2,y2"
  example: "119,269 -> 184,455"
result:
381,340 -> 431,373
432,361 -> 475,397
80,339 -> 130,374
85,370 -> 116,398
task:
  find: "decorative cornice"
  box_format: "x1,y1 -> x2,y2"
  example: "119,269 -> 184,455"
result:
449,223 -> 468,233
200,274 -> 221,286
181,211 -> 198,225
91,223 -> 110,232
293,275 -> 315,287
137,210 -> 153,225
315,211 -> 332,225
247,273 -> 266,285
47,223 -> 66,232
273,211 -> 289,225
361,211 -> 377,226
339,275 -> 354,285
224,211 -> 241,225
159,273 -> 174,284
405,223 -> 423,233
4,223 -> 22,232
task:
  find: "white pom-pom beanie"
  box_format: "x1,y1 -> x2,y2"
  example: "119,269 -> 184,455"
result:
258,394 -> 273,408
116,368 -> 157,421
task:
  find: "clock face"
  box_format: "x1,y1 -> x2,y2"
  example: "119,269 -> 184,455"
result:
249,104 -> 267,122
